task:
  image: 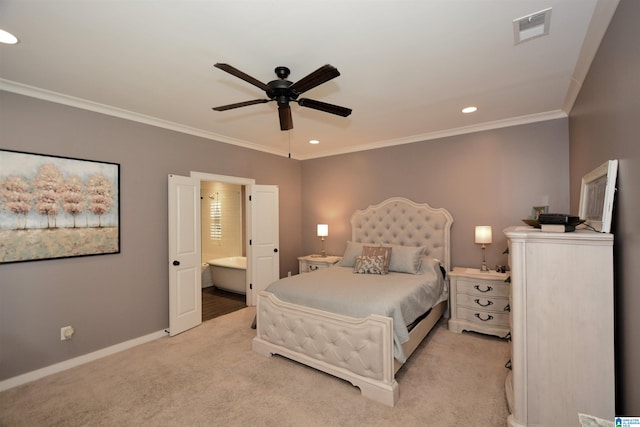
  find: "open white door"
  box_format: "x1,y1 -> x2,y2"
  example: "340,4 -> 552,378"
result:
247,185 -> 279,306
168,174 -> 202,336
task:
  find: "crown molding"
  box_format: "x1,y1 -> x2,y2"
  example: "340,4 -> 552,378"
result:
296,110 -> 568,160
2,79 -> 567,161
0,78 -> 288,158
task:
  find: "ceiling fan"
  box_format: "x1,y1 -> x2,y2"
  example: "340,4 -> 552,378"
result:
212,63 -> 352,131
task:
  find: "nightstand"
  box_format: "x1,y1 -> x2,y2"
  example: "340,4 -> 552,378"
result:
298,255 -> 341,273
448,267 -> 510,338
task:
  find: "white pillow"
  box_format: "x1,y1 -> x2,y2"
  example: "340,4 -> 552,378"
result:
418,256 -> 443,276
388,244 -> 426,274
338,241 -> 365,267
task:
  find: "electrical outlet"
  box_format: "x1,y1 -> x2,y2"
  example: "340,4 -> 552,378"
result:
60,326 -> 74,341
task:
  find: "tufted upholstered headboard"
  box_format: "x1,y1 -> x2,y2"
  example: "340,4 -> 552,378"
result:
350,197 -> 454,272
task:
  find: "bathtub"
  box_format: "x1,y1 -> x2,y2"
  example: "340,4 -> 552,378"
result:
207,256 -> 247,295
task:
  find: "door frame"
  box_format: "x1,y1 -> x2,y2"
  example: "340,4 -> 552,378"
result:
190,172 -> 255,305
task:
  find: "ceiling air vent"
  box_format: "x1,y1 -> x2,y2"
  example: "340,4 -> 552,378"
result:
513,8 -> 552,45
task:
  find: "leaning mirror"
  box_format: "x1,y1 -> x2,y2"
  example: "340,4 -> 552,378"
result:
578,160 -> 618,233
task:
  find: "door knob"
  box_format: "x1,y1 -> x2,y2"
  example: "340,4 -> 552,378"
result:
273,248 -> 278,253
173,260 -> 180,266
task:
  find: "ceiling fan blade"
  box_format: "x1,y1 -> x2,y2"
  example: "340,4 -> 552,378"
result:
289,64 -> 340,95
278,104 -> 293,130
212,99 -> 269,111
214,63 -> 270,92
297,98 -> 352,117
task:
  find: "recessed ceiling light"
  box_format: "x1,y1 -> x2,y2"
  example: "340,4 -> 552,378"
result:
462,106 -> 478,114
0,29 -> 19,45
309,139 -> 320,145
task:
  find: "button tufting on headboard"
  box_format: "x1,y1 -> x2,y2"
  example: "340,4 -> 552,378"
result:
350,197 -> 454,271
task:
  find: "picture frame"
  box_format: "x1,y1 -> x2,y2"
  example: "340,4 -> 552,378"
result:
531,205 -> 549,219
0,149 -> 120,264
578,160 -> 618,233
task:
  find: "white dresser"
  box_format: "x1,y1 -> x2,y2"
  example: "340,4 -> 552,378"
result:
504,226 -> 614,427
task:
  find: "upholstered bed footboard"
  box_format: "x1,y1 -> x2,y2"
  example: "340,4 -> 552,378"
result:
253,290 -> 399,406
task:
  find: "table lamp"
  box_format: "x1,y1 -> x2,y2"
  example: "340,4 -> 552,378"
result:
475,226 -> 492,272
317,224 -> 328,257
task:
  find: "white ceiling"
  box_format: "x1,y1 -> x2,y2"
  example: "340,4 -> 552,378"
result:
0,1 -> 619,159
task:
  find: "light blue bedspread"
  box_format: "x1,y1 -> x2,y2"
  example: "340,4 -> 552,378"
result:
265,257 -> 447,362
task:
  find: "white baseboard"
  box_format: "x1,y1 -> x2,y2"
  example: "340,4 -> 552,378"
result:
0,329 -> 167,392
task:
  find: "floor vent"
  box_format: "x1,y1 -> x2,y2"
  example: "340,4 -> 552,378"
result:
513,8 -> 552,45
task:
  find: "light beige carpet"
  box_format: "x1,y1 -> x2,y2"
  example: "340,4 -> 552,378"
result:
0,307 -> 510,426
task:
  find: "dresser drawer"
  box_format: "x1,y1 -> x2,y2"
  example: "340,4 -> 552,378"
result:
457,278 -> 509,297
456,293 -> 510,312
456,306 -> 510,328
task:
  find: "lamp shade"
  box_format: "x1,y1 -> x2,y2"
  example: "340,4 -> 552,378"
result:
475,226 -> 492,244
317,224 -> 329,237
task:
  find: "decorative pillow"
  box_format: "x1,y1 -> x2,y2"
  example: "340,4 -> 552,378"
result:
362,245 -> 392,274
388,244 -> 426,274
353,255 -> 387,274
338,241 -> 365,267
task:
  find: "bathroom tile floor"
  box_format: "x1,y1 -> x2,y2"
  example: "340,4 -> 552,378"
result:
202,286 -> 247,322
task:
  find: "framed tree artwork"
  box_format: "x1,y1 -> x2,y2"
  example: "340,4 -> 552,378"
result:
0,149 -> 120,264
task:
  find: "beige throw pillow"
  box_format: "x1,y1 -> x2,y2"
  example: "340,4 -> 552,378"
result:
362,245 -> 392,274
353,255 -> 387,275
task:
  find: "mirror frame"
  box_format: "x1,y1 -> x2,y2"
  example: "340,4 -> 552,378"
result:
578,160 -> 618,233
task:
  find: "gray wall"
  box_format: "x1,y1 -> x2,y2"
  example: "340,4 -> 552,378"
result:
300,119 -> 570,270
0,91 -> 302,380
568,0 -> 640,415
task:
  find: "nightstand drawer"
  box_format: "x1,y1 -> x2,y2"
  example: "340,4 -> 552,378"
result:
457,278 -> 509,298
456,306 -> 510,328
448,267 -> 510,337
298,255 -> 341,274
300,262 -> 331,273
456,294 -> 510,312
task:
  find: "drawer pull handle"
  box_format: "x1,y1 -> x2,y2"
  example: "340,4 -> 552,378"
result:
505,276 -> 511,283
474,298 -> 493,307
505,359 -> 512,370
474,313 -> 494,322
474,284 -> 493,293
310,265 -> 319,271
504,304 -> 510,312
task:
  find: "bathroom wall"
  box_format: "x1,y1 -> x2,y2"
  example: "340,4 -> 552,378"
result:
200,182 -> 244,289
200,182 -> 243,263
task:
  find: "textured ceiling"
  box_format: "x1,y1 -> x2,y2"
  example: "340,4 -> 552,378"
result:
0,1 -> 619,159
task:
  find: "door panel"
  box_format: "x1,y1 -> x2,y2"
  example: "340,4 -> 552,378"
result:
168,174 -> 202,336
248,185 -> 279,306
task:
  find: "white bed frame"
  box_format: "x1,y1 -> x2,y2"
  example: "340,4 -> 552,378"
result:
252,197 -> 453,406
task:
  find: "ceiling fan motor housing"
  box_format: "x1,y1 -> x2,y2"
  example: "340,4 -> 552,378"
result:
268,66 -> 298,105
267,78 -> 297,105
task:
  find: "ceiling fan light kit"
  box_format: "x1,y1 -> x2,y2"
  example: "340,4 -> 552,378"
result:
212,63 -> 352,131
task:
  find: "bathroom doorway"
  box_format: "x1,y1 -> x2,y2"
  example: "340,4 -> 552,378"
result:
168,171 -> 279,336
200,181 -> 247,320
